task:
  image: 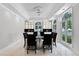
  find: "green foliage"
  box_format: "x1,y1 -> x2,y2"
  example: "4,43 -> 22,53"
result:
62,12 -> 72,20
67,17 -> 72,29
62,21 -> 65,29
62,12 -> 72,44
67,35 -> 72,44
62,34 -> 65,41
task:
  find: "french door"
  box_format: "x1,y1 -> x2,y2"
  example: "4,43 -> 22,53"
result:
62,8 -> 72,46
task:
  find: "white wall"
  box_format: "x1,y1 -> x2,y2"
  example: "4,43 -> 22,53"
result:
0,4 -> 24,50
56,16 -> 62,42
72,4 -> 79,55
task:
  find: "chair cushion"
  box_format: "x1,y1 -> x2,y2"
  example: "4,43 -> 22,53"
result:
44,32 -> 52,34
27,32 -> 34,34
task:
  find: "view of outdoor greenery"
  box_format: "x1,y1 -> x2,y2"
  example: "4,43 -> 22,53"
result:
35,22 -> 42,31
62,9 -> 72,44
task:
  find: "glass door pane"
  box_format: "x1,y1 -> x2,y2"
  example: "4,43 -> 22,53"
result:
62,8 -> 72,45
53,20 -> 56,32
67,14 -> 72,44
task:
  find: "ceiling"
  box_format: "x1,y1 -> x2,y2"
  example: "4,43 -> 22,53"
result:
20,3 -> 65,20
1,3 -> 76,21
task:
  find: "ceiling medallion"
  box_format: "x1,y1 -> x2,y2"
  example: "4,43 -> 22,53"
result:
33,6 -> 42,16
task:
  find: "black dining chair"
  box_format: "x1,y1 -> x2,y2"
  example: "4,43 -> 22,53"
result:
27,33 -> 37,54
24,29 -> 28,32
43,29 -> 52,32
40,32 -> 44,36
43,33 -> 52,53
34,32 -> 37,36
23,32 -> 27,48
52,32 -> 57,47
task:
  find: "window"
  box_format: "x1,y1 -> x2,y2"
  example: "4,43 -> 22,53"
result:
35,21 -> 43,32
25,22 -> 29,29
28,21 -> 34,29
43,20 -> 51,29
35,22 -> 42,30
53,20 -> 56,32
62,8 -> 72,45
25,21 -> 34,29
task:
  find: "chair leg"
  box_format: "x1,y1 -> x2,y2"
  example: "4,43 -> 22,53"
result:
43,45 -> 45,53
51,45 -> 52,53
35,50 -> 36,54
55,42 -> 56,47
27,46 -> 29,54
27,50 -> 28,54
49,45 -> 52,53
24,43 -> 25,48
24,39 -> 26,48
35,46 -> 37,54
